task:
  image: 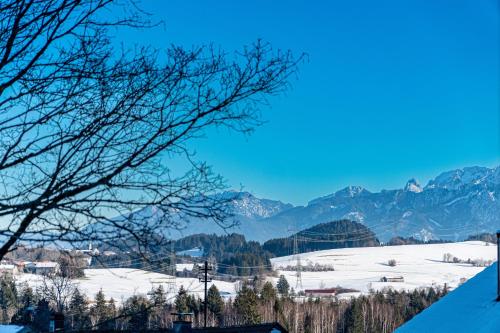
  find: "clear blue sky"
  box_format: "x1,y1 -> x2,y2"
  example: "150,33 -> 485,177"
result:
127,0 -> 499,205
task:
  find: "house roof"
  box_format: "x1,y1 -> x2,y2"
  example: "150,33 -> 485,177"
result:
395,262 -> 500,333
34,262 -> 58,268
0,325 -> 30,333
0,264 -> 16,270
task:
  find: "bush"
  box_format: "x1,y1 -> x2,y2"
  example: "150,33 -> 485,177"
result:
388,259 -> 397,267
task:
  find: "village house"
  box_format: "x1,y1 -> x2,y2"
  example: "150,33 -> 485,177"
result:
25,261 -> 60,275
0,264 -> 19,277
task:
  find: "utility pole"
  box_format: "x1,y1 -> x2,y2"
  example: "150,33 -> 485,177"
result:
199,260 -> 212,327
167,240 -> 177,296
293,233 -> 303,290
496,231 -> 500,301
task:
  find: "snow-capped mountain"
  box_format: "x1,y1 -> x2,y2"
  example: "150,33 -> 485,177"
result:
404,178 -> 423,193
261,165 -> 500,242
111,165 -> 500,242
219,191 -> 293,219
117,191 -> 295,241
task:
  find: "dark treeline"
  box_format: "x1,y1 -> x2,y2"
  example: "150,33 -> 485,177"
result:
263,220 -> 380,257
95,233 -> 274,277
466,233 -> 497,244
385,237 -> 453,246
175,233 -> 274,276
0,273 -> 446,333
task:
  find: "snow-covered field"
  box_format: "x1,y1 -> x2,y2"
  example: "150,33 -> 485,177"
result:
17,268 -> 237,303
15,241 -> 497,303
271,241 -> 497,295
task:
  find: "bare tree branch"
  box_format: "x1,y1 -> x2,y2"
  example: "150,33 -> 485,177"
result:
0,0 -> 302,260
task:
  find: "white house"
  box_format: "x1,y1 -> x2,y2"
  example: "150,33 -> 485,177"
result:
0,264 -> 19,277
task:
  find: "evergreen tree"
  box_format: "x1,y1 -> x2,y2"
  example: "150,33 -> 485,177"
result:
207,285 -> 224,323
175,286 -> 190,313
148,286 -> 167,329
32,299 -> 51,332
124,295 -> 150,331
149,285 -> 167,307
234,284 -> 260,325
90,289 -> 113,330
11,284 -> 35,325
67,288 -> 89,330
0,275 -> 18,323
276,275 -> 290,297
260,281 -> 277,303
345,297 -> 364,333
107,298 -> 117,330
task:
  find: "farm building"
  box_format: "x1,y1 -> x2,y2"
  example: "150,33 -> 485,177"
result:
25,261 -> 59,275
380,276 -> 405,282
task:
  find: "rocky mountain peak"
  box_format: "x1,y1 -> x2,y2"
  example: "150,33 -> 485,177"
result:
404,178 -> 423,193
335,185 -> 369,198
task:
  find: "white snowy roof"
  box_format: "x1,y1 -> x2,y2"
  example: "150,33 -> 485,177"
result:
0,264 -> 15,270
34,262 -> 58,268
396,262 -> 500,333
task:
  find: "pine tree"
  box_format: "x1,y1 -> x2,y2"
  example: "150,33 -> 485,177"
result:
90,289 -> 112,329
0,275 -> 18,323
149,285 -> 167,307
260,281 -> 277,303
32,299 -> 51,332
124,295 -> 150,331
234,284 -> 260,325
67,288 -> 89,330
276,275 -> 290,297
11,284 -> 35,325
175,286 -> 190,313
207,285 -> 224,324
149,286 -> 167,329
345,297 -> 364,333
107,298 -> 117,330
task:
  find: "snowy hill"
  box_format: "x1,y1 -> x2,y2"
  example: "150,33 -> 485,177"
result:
270,241 -> 497,294
18,268 -> 237,303
395,262 -> 500,333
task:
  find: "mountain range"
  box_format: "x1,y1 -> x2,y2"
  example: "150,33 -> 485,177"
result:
131,165 -> 500,242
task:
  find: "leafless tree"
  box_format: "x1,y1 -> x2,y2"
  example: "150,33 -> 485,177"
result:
0,0 -> 302,260
38,272 -> 76,313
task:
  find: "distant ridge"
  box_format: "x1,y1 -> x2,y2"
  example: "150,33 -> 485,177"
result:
262,220 -> 379,257
112,165 -> 500,242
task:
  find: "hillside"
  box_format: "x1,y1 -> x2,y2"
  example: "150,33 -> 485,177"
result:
270,241 -> 496,294
263,220 -> 379,256
174,233 -> 273,276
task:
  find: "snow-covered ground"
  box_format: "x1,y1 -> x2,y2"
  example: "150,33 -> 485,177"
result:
17,268 -> 237,303
395,262 -> 500,333
176,263 -> 194,272
271,241 -> 497,294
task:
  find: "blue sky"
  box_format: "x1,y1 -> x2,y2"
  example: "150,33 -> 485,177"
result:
127,0 -> 499,205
